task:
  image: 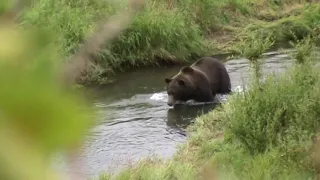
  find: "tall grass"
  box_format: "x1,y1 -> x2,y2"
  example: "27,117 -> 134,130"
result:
20,0 -> 320,84
21,0 -> 210,84
177,0 -> 252,33
232,32 -> 275,86
240,2 -> 320,43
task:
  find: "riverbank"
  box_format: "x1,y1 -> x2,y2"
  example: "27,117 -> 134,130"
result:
21,0 -> 320,85
98,32 -> 320,179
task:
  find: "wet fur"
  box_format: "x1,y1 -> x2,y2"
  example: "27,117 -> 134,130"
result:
165,56 -> 231,105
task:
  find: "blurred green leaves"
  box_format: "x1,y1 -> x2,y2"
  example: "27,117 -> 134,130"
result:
0,4 -> 95,180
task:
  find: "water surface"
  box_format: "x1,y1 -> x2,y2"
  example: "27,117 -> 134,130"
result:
60,52 -> 293,178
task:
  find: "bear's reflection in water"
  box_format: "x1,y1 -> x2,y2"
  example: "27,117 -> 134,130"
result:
166,102 -> 219,136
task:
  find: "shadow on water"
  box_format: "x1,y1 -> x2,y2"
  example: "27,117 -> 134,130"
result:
166,103 -> 219,135
58,51 -> 294,178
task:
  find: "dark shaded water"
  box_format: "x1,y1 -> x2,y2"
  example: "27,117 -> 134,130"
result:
56,51 -> 294,178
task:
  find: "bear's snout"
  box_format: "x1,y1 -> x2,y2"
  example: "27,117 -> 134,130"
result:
167,95 -> 175,106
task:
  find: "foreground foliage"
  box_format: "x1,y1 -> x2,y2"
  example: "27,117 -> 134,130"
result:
0,20 -> 94,180
0,0 -> 145,179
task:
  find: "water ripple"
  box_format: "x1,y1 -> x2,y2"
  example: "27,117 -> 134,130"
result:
57,51 -> 294,179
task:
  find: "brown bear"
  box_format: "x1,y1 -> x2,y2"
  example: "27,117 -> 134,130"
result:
164,56 -> 231,106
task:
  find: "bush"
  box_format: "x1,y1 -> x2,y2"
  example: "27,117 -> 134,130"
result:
224,43 -> 320,157
226,64 -> 320,153
213,146 -> 315,180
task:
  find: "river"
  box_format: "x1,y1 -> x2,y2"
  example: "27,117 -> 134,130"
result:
55,51 -> 293,179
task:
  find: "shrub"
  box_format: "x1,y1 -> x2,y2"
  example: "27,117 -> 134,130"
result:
224,53 -> 320,156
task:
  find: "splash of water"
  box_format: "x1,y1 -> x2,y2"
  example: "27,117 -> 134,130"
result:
149,92 -> 168,101
149,85 -> 244,103
233,85 -> 244,93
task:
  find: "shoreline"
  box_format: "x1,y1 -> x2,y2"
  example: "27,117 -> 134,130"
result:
82,42 -> 296,90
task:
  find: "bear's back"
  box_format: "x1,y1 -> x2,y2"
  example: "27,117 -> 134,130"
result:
192,57 -> 231,94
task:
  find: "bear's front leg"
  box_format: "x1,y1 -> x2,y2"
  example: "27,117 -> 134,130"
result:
193,88 -> 215,103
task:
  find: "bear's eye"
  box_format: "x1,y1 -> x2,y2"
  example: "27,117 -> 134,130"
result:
178,80 -> 185,86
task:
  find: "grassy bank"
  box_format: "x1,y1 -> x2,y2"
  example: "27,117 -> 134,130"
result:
97,30 -> 320,179
20,0 -> 320,84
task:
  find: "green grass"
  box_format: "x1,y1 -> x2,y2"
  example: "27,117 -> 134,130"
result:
97,30 -> 320,180
20,0 -> 211,84
240,3 -> 320,43
19,0 -> 320,84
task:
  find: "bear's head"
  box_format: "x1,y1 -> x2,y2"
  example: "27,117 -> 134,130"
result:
164,66 -> 196,106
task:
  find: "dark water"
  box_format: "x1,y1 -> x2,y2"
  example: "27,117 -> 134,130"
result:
56,51 -> 294,178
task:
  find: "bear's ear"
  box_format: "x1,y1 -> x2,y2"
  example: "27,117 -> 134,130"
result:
181,66 -> 194,74
178,79 -> 185,86
165,77 -> 172,84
